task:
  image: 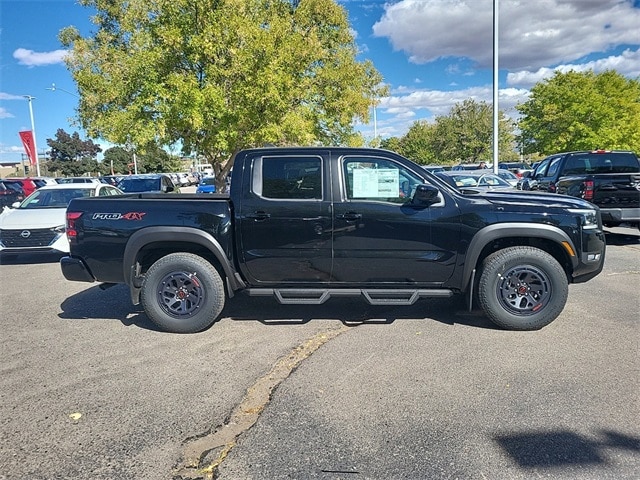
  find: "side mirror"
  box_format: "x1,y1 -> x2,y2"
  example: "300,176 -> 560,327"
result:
411,184 -> 440,206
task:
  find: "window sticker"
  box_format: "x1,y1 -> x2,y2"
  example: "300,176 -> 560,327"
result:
353,168 -> 399,198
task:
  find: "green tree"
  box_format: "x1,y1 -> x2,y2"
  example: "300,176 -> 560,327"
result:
379,136 -> 403,154
60,0 -> 385,191
102,146 -> 132,175
431,99 -> 515,164
46,129 -> 102,176
399,120 -> 437,164
47,129 -> 101,162
516,70 -> 640,154
138,146 -> 184,173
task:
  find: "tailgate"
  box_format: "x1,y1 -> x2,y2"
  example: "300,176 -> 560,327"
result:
592,173 -> 640,209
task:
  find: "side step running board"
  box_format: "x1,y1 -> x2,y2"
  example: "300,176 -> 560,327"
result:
247,288 -> 453,306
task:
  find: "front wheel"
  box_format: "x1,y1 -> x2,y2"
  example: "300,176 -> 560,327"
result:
140,253 -> 225,333
478,246 -> 568,330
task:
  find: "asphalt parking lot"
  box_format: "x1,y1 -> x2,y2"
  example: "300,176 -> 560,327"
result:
0,227 -> 638,480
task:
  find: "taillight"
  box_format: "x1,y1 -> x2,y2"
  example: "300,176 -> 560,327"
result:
66,211 -> 83,242
582,180 -> 594,201
549,182 -> 556,193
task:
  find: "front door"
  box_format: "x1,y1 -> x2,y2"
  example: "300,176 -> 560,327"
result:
331,154 -> 459,286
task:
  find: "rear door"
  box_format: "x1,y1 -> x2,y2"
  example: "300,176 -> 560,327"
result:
237,151 -> 333,285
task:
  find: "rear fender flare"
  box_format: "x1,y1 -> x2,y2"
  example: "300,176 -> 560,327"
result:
123,226 -> 241,292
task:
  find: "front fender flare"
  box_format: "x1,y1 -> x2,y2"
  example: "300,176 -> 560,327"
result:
459,222 -> 578,291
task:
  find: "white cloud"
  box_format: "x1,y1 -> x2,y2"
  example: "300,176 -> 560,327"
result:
372,0 -> 640,71
0,107 -> 15,119
0,93 -> 25,100
507,48 -> 640,87
13,48 -> 67,67
360,85 -> 530,139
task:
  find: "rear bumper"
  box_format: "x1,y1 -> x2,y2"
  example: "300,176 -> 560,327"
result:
600,207 -> 640,223
60,256 -> 96,283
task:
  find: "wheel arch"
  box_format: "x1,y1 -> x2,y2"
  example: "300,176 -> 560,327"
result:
461,223 -> 578,292
123,227 -> 244,304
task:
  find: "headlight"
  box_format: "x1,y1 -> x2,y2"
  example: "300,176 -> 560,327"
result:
568,209 -> 598,229
52,225 -> 66,234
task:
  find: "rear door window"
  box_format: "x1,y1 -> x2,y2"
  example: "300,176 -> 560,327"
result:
252,155 -> 322,200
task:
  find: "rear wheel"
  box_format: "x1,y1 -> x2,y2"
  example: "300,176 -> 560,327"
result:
140,252 -> 225,333
478,246 -> 568,330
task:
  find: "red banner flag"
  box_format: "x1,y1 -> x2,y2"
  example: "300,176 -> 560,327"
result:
19,130 -> 37,166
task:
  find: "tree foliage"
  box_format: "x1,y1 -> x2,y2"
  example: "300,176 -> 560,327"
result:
46,129 -> 102,176
102,146 -> 132,175
381,100 -> 517,165
398,120 -> 436,164
47,129 -> 102,162
431,99 -> 516,164
60,0 -> 385,190
516,70 -> 640,154
137,146 -> 185,173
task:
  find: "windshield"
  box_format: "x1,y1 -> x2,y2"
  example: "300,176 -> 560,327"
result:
118,178 -> 160,192
19,188 -> 95,209
564,152 -> 640,174
201,177 -> 216,186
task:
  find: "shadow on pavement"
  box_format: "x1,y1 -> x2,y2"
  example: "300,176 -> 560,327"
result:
223,293 -> 499,330
494,429 -> 640,468
604,228 -> 640,246
58,283 -> 161,331
0,252 -> 64,265
58,283 -> 499,332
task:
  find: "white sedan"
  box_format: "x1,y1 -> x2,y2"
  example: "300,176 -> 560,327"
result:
0,182 -> 122,257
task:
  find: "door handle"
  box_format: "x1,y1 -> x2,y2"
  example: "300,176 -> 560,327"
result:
247,211 -> 271,221
336,212 -> 362,221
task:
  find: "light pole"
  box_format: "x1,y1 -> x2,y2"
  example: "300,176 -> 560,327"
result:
492,0 -> 499,173
23,95 -> 41,176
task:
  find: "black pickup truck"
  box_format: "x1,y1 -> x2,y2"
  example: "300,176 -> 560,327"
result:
524,150 -> 640,228
60,147 -> 606,333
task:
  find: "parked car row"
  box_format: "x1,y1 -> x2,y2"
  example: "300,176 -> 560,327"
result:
0,171 -> 199,259
0,182 -> 123,258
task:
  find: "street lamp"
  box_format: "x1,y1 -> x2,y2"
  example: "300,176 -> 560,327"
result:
23,95 -> 41,177
46,83 -> 79,98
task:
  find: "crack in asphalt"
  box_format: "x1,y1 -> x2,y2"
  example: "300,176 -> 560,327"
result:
172,325 -> 349,480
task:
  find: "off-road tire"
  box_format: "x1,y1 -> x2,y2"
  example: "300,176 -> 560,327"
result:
140,252 -> 225,333
478,246 -> 568,330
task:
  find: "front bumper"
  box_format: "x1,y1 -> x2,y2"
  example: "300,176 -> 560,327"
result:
60,256 -> 96,283
571,228 -> 606,283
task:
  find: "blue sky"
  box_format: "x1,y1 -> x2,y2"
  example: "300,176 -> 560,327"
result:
1,0 -> 639,165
